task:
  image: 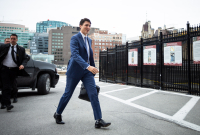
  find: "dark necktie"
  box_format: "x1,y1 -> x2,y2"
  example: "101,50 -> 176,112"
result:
11,46 -> 18,65
84,37 -> 90,64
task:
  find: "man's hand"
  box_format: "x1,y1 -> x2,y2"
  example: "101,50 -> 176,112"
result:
87,66 -> 99,74
19,65 -> 24,70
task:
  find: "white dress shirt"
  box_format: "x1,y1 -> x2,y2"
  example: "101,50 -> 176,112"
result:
2,44 -> 18,67
80,31 -> 90,60
80,32 -> 90,69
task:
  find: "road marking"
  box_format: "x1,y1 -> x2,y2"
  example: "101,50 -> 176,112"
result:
126,90 -> 157,102
96,82 -> 105,84
99,84 -> 117,88
102,87 -> 134,94
173,96 -> 200,120
100,93 -> 200,132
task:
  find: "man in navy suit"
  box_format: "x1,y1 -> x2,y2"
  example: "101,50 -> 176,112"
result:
54,18 -> 111,128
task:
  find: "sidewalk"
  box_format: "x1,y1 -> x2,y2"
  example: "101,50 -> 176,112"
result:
0,76 -> 199,135
96,79 -> 200,132
57,70 -> 99,78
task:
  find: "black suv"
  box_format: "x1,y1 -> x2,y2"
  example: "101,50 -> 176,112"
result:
0,55 -> 59,95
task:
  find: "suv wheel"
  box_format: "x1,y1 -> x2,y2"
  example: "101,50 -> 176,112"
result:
37,74 -> 51,95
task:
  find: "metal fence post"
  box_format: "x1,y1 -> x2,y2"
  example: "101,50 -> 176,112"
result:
126,42 -> 128,85
141,38 -> 143,87
99,50 -> 100,82
115,45 -> 117,83
187,21 -> 191,94
159,32 -> 163,90
106,47 -> 108,82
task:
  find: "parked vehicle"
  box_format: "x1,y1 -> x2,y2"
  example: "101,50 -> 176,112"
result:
0,55 -> 59,95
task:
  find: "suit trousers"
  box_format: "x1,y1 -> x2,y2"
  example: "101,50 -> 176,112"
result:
11,79 -> 18,98
0,66 -> 18,105
56,70 -> 102,120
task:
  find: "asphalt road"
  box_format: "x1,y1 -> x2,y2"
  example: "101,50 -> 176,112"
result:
0,76 -> 200,135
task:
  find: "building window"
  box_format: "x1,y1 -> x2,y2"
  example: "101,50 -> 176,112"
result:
99,43 -> 101,45
113,37 -> 115,39
99,46 -> 101,49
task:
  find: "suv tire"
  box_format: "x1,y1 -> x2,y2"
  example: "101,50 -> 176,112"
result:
37,74 -> 51,95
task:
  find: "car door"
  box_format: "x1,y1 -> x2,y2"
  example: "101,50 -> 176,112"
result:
16,58 -> 35,87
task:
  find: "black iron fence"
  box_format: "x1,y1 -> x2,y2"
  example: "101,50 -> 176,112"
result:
99,22 -> 200,96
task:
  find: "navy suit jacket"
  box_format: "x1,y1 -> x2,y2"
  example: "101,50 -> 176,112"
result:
66,32 -> 95,79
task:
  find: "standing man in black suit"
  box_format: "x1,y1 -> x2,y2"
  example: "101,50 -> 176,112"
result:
3,38 -> 18,103
0,34 -> 28,111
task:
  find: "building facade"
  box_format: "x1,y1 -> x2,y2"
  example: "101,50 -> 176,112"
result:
0,23 -> 33,49
0,23 -> 29,32
0,31 -> 34,48
36,20 -> 71,33
31,54 -> 54,64
88,29 -> 123,68
139,21 -> 154,39
48,26 -> 97,65
28,33 -> 49,54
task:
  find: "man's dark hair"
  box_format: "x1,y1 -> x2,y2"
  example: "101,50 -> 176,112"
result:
10,34 -> 18,39
79,18 -> 91,26
4,38 -> 10,42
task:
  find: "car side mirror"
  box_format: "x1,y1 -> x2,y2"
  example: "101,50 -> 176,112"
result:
26,54 -> 30,61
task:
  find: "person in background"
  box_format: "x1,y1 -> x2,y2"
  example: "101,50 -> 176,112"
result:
4,38 -> 10,44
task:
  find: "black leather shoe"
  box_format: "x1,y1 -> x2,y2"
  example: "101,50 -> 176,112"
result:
1,104 -> 6,109
95,119 -> 111,128
13,98 -> 18,103
6,105 -> 14,111
53,112 -> 65,124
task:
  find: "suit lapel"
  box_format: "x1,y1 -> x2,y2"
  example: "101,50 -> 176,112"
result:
16,44 -> 20,66
78,33 -> 87,52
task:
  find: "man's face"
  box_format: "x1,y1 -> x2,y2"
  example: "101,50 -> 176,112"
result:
80,21 -> 91,35
10,36 -> 18,45
4,39 -> 10,44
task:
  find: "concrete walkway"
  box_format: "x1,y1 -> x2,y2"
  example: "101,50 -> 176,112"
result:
0,76 -> 199,135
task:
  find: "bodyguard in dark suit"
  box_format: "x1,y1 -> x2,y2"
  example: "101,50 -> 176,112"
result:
54,18 -> 111,128
0,34 -> 28,111
2,38 -> 18,105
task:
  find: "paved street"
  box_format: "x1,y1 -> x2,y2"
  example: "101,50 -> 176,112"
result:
0,75 -> 200,135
